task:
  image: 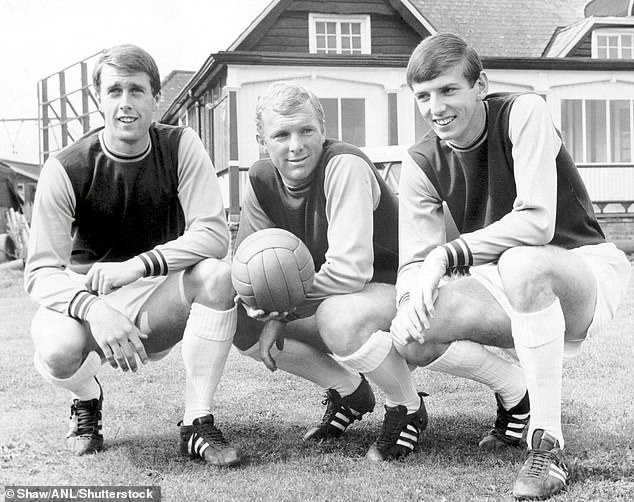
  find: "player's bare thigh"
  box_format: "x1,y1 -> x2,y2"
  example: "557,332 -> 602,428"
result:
498,245 -> 597,340
315,282 -> 396,355
136,258 -> 233,354
394,276 -> 513,366
424,276 -> 513,346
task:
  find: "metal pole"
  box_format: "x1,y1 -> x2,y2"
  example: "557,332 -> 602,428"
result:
81,62 -> 90,133
39,79 -> 49,163
59,71 -> 69,147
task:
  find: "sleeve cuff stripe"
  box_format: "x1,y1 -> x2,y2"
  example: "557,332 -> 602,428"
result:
138,253 -> 152,276
156,249 -> 168,275
455,238 -> 473,266
69,291 -> 99,320
397,292 -> 410,308
443,243 -> 459,268
140,250 -> 168,276
443,239 -> 473,268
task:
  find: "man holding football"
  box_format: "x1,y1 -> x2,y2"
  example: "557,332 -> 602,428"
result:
393,33 -> 630,499
233,80 -> 426,461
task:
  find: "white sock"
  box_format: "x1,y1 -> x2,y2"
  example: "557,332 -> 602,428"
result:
181,303 -> 236,425
34,350 -> 102,400
240,338 -> 361,397
511,298 -> 565,448
425,340 -> 527,409
334,331 -> 420,413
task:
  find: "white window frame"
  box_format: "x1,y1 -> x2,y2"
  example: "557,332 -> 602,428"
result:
320,97 -> 366,146
561,98 -> 634,165
308,13 -> 371,55
592,28 -> 634,59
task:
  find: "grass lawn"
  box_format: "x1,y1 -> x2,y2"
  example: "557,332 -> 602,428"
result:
1,264 -> 633,502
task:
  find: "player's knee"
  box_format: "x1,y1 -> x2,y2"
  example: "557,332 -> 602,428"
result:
186,258 -> 234,308
31,310 -> 88,377
33,332 -> 86,378
498,246 -> 555,307
316,300 -> 375,354
395,341 -> 446,367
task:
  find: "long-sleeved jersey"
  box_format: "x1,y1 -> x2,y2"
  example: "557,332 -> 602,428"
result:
397,93 -> 604,303
25,123 -> 229,319
237,140 -> 399,300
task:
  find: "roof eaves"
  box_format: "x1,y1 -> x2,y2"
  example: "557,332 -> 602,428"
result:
210,51 -> 411,66
161,55 -> 222,122
544,17 -> 595,57
388,0 -> 437,36
546,16 -> 634,57
483,55 -> 634,70
0,158 -> 40,180
227,0 -> 282,51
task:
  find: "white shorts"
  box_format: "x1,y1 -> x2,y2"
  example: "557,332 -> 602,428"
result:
471,243 -> 631,357
66,269 -> 185,327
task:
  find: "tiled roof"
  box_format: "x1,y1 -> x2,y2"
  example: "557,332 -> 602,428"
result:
409,0 -> 590,57
0,158 -> 39,181
154,70 -> 195,122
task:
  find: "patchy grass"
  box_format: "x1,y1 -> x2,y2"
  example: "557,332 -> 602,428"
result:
1,265 -> 633,501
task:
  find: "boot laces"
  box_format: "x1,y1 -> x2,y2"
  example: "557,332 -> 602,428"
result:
195,421 -> 228,446
71,400 -> 99,436
319,392 -> 352,425
524,450 -> 554,478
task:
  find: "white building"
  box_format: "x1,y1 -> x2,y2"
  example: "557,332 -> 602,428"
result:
160,0 -> 634,222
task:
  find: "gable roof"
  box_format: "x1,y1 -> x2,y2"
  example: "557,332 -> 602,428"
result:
544,16 -> 634,56
228,0 -> 591,58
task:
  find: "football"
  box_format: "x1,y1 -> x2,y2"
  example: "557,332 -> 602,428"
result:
231,228 -> 315,313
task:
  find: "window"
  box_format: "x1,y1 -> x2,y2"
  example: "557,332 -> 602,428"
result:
309,14 -> 371,54
593,30 -> 634,59
320,98 -> 365,146
561,99 -> 633,164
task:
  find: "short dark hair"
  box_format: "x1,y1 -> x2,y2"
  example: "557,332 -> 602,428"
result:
406,33 -> 483,88
255,81 -> 325,136
92,44 -> 161,96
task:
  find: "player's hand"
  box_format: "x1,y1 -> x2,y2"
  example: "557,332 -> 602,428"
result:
236,296 -> 290,322
390,248 -> 446,346
258,320 -> 285,372
85,258 -> 145,295
85,300 -> 148,372
390,300 -> 425,345
412,247 -> 446,330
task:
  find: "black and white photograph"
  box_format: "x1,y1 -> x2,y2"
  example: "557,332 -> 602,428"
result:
1,1 -> 633,501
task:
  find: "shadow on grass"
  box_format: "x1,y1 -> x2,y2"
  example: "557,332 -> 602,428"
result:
119,412 -> 533,469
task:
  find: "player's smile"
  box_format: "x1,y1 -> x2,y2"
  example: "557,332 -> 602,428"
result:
258,103 -> 325,188
117,116 -> 138,124
97,64 -> 159,154
434,116 -> 456,127
411,62 -> 488,148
